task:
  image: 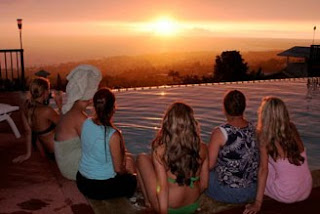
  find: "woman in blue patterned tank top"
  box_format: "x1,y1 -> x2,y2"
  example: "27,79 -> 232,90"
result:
206,90 -> 259,203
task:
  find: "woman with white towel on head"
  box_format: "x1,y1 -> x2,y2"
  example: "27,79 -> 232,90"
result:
54,64 -> 102,180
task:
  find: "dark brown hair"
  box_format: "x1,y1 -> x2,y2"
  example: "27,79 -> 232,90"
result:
93,88 -> 123,162
223,90 -> 246,116
93,87 -> 115,127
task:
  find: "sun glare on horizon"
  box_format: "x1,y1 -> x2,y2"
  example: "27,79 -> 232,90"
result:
153,17 -> 177,36
139,16 -> 180,37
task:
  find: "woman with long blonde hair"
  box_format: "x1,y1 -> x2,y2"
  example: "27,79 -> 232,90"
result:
244,97 -> 312,214
136,102 -> 208,214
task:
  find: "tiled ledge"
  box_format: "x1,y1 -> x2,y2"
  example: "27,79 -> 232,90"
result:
88,169 -> 320,214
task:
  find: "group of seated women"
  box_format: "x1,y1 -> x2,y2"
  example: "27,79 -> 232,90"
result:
13,65 -> 313,214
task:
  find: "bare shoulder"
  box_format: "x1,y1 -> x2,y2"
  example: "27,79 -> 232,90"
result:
209,126 -> 225,147
42,105 -> 57,116
212,126 -> 223,137
69,111 -> 87,124
110,129 -> 122,142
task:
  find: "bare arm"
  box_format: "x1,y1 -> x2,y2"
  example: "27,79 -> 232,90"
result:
53,90 -> 63,114
208,127 -> 225,170
199,143 -> 209,192
46,106 -> 60,125
109,130 -> 126,174
244,144 -> 269,214
153,147 -> 168,214
75,113 -> 88,137
12,110 -> 32,163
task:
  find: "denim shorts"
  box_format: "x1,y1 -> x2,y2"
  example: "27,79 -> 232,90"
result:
206,170 -> 257,204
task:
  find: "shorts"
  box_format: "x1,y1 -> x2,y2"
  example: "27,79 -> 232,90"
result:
206,170 -> 257,204
76,171 -> 137,200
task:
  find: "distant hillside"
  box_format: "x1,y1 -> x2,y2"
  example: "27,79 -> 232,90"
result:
25,50 -> 287,88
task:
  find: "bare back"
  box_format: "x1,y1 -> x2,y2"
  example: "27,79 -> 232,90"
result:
55,109 -> 87,141
24,103 -> 59,153
156,143 -> 208,208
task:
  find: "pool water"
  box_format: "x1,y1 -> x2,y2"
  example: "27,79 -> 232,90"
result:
112,78 -> 320,170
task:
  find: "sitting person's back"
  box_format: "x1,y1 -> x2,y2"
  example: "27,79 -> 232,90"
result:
54,100 -> 89,180
265,147 -> 311,203
13,77 -> 61,163
244,97 -> 312,214
207,90 -> 259,203
55,65 -> 102,180
76,88 -> 137,200
136,102 -> 209,214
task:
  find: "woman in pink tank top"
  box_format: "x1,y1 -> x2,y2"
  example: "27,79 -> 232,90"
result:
244,97 -> 312,214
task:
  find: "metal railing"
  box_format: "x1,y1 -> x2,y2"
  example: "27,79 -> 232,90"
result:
0,49 -> 25,91
308,45 -> 320,76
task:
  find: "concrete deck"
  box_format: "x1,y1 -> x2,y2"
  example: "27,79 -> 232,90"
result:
0,132 -> 94,214
1,127 -> 320,214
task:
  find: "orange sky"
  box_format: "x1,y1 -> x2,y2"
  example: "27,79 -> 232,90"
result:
0,0 -> 319,65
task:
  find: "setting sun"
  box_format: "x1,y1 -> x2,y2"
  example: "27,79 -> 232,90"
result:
136,16 -> 180,36
153,18 -> 177,36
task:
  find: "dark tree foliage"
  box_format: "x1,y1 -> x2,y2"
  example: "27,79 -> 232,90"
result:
213,51 -> 249,82
181,75 -> 201,84
55,73 -> 65,91
168,70 -> 181,83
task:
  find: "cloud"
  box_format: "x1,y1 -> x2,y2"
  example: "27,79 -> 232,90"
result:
183,27 -> 214,37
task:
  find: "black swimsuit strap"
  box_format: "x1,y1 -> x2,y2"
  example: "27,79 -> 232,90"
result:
32,122 -> 56,136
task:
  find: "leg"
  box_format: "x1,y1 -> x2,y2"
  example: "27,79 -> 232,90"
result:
125,152 -> 136,174
136,153 -> 159,212
36,139 -> 46,157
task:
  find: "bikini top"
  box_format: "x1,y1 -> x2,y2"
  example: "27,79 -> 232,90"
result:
167,176 -> 200,188
29,101 -> 57,136
32,122 -> 56,136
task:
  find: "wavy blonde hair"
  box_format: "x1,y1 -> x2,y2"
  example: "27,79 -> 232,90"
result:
152,102 -> 201,186
26,77 -> 50,125
257,96 -> 304,165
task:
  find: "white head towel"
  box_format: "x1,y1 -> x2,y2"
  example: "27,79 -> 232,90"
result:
62,64 -> 102,114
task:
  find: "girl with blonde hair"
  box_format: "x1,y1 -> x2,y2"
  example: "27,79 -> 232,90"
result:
244,97 -> 312,214
13,77 -> 62,163
136,102 -> 208,214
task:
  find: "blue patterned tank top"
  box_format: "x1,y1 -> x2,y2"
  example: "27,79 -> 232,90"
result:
215,122 -> 259,188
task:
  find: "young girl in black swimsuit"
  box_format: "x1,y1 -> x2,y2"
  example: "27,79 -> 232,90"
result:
13,77 -> 62,163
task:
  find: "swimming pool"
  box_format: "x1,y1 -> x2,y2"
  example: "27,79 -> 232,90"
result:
112,78 -> 320,170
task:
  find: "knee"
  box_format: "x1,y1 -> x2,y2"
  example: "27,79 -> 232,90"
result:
136,153 -> 151,167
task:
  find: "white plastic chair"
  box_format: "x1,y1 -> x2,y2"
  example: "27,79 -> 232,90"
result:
0,103 -> 21,138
